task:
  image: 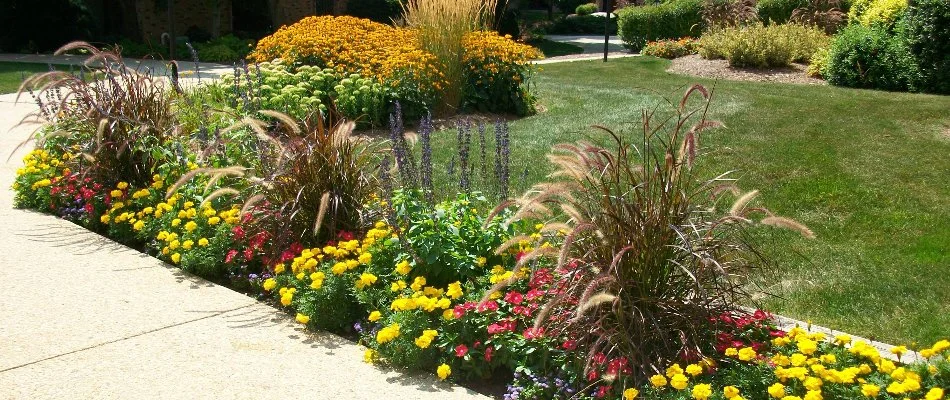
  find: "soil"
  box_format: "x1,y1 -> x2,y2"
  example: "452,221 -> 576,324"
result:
668,54 -> 826,85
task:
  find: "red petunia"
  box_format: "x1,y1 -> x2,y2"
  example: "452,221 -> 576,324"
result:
503,291 -> 524,305
225,249 -> 239,264
455,344 -> 469,358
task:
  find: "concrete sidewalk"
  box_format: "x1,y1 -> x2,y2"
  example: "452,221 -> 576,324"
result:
0,100 -> 487,399
0,53 -> 232,80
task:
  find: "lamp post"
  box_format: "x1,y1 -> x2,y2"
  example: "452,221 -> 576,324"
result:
603,0 -> 612,62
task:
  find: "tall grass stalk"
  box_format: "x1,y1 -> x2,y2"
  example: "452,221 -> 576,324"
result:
401,0 -> 500,115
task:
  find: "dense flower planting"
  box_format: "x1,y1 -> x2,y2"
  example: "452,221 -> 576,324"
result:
248,16 -> 542,117
12,47 -> 948,399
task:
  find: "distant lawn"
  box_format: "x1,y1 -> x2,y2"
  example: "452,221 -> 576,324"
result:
0,62 -> 94,94
427,57 -> 950,346
530,39 -> 585,57
0,62 -> 54,94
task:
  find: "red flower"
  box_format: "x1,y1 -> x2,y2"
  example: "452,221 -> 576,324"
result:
562,340 -> 578,350
280,249 -> 296,262
337,230 -> 355,241
587,370 -> 598,382
225,249 -> 239,263
453,305 -> 467,319
250,232 -> 268,249
503,291 -> 524,305
523,327 -> 544,340
483,346 -> 493,362
289,242 -> 304,254
607,358 -> 630,376
595,385 -> 609,398
455,344 -> 469,358
243,248 -> 254,261
525,288 -> 545,301
593,352 -> 607,364
477,300 -> 499,313
232,226 -> 246,240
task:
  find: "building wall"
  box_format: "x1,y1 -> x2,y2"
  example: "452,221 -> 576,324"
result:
135,0 -> 234,41
272,0 -> 317,27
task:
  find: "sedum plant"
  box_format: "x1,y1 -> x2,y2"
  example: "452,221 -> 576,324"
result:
494,85 -> 814,381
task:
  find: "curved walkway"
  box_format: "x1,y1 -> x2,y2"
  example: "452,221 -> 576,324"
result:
0,94 -> 486,399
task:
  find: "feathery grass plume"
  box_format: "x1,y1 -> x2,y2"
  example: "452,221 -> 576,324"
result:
401,0 -> 498,114
761,216 -> 816,239
515,246 -> 558,268
574,292 -> 618,320
201,188 -> 241,208
494,235 -> 534,255
247,106 -> 378,248
495,84 -> 812,380
17,42 -> 175,187
313,192 -> 331,236
482,199 -> 516,229
729,190 -> 760,216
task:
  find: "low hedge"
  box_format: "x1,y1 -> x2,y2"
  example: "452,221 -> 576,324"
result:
617,0 -> 704,50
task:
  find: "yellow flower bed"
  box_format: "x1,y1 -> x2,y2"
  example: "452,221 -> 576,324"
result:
249,16 -> 444,90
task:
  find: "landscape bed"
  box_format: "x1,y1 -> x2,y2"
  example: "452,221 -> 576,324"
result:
9,13 -> 950,400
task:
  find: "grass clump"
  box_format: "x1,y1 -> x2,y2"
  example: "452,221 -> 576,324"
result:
401,0 -> 499,114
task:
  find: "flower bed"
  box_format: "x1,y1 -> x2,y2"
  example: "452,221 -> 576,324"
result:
246,16 -> 542,122
13,46 -> 950,400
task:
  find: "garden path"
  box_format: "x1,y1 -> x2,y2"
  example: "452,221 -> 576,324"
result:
0,53 -> 232,80
0,94 -> 486,399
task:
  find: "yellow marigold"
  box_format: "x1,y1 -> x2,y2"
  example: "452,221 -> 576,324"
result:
295,313 -> 310,324
670,374 -> 689,390
692,384 -> 712,400
436,363 -> 451,380
769,383 -> 786,399
650,375 -> 667,388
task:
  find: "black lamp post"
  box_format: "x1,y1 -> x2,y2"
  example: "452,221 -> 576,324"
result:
603,0 -> 612,62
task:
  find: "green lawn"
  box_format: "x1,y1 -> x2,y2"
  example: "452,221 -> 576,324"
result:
428,57 -> 950,346
0,62 -> 58,94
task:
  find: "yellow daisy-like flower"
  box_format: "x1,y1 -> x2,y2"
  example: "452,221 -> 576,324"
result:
623,388 -> 639,399
295,313 -> 310,324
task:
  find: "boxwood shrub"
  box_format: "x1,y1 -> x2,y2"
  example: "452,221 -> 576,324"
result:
825,23 -> 918,91
904,0 -> 950,94
617,0 -> 704,50
757,0 -> 808,23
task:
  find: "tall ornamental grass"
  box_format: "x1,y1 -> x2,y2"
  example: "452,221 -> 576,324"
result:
401,0 -> 499,115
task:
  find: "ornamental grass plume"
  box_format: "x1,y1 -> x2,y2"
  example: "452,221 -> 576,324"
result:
16,42 -> 176,188
401,0 -> 499,114
488,84 -> 814,381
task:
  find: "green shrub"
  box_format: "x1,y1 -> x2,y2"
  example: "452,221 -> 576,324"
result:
807,45 -> 831,77
576,2 -> 599,14
825,23 -> 918,91
617,0 -> 705,49
193,35 -> 254,62
904,0 -> 950,94
758,0 -> 808,23
698,23 -> 830,67
848,0 -> 908,26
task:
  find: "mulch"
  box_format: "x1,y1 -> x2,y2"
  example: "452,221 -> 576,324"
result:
667,54 -> 826,85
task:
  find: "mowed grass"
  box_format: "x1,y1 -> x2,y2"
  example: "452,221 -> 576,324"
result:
425,57 -> 950,346
0,62 -> 56,94
0,62 -> 96,94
